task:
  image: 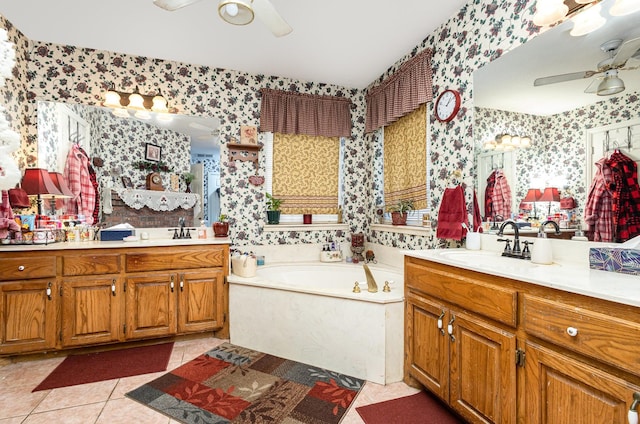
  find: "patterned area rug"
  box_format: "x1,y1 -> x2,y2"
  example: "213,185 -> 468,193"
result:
126,342 -> 364,423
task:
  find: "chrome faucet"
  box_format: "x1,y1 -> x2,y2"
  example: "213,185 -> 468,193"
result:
538,220 -> 561,238
497,219 -> 522,258
362,263 -> 378,293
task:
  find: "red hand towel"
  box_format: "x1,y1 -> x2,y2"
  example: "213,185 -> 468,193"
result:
437,186 -> 468,241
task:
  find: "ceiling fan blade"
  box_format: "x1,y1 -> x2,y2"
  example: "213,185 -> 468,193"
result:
584,79 -> 600,94
611,36 -> 640,68
533,70 -> 597,87
153,0 -> 203,11
252,0 -> 293,37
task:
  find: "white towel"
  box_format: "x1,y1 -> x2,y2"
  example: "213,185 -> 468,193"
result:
102,186 -> 113,214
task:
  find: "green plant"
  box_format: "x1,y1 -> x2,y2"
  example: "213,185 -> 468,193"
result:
389,199 -> 415,214
266,193 -> 282,211
217,214 -> 228,222
182,172 -> 196,184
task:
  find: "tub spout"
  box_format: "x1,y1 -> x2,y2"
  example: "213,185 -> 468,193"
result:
363,264 -> 378,293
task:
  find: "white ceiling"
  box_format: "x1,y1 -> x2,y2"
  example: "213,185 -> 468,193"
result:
475,0 -> 640,116
0,0 -> 468,89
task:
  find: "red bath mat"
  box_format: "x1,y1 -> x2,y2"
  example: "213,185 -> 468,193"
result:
33,342 -> 173,391
356,391 -> 465,424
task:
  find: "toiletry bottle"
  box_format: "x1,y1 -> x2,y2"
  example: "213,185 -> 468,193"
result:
197,220 -> 207,239
531,233 -> 553,265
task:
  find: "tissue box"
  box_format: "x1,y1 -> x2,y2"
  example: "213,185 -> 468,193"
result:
99,229 -> 135,241
589,247 -> 640,276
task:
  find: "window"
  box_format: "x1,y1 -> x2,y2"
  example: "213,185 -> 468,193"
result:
374,103 -> 429,225
264,132 -> 344,223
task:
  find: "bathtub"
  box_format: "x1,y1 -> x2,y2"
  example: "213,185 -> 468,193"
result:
228,262 -> 404,385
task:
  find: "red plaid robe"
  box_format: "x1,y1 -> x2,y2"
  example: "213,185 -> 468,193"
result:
64,145 -> 96,225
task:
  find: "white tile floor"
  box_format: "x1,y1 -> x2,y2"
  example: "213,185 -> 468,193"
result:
0,337 -> 419,423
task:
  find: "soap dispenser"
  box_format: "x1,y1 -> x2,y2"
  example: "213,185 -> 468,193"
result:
531,232 -> 553,265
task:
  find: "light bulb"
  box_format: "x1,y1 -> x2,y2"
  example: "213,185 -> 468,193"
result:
570,4 -> 605,37
610,0 -> 640,15
226,3 -> 238,16
128,93 -> 145,110
104,90 -> 121,108
533,0 -> 569,27
152,94 -> 168,113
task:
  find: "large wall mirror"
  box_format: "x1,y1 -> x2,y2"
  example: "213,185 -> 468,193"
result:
36,101 -> 222,224
473,0 -> 640,242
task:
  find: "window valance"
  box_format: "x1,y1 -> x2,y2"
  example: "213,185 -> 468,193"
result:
365,48 -> 433,133
259,88 -> 352,138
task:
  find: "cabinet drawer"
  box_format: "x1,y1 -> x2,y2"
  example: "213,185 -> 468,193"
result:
126,246 -> 225,272
405,262 -> 518,327
63,254 -> 121,276
0,256 -> 57,281
523,295 -> 640,375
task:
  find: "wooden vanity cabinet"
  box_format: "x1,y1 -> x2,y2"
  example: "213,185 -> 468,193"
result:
405,258 -> 517,424
0,254 -> 57,354
60,253 -> 122,347
405,255 -> 640,424
0,243 -> 229,355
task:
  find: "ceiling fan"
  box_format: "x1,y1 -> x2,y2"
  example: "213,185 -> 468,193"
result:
153,0 -> 292,37
534,36 -> 640,96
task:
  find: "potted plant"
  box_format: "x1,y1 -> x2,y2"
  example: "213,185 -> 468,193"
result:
389,199 -> 415,225
266,193 -> 282,224
182,172 -> 195,193
213,214 -> 229,237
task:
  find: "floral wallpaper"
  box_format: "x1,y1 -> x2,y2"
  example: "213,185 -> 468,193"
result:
475,89 -> 640,221
1,0 -> 630,250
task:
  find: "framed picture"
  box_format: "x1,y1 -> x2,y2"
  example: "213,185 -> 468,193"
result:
121,176 -> 133,188
240,125 -> 258,145
145,143 -> 162,162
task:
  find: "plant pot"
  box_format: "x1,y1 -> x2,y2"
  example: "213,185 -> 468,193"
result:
185,183 -> 191,193
213,221 -> 229,237
391,211 -> 408,225
266,210 -> 281,225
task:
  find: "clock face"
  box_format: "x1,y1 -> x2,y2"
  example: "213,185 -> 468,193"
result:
152,174 -> 161,184
436,90 -> 461,122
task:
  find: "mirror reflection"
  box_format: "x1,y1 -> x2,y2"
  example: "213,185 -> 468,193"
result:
473,0 -> 640,242
36,101 -> 222,224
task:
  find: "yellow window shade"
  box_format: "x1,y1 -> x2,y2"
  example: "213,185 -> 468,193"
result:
273,133 -> 340,214
384,103 -> 427,210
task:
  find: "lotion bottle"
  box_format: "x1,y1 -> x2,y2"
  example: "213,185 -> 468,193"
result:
531,233 -> 553,265
197,220 -> 207,239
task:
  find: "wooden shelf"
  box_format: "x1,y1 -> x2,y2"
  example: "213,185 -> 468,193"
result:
227,143 -> 262,170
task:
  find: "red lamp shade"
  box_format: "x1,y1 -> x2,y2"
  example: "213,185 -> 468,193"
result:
21,168 -> 63,197
539,187 -> 560,203
522,189 -> 542,203
47,172 -> 75,198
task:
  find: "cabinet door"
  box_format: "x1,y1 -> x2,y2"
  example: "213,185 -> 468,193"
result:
177,270 -> 224,333
405,290 -> 449,400
0,280 -> 56,354
125,273 -> 177,339
449,311 -> 516,424
525,341 -> 640,424
61,277 -> 121,347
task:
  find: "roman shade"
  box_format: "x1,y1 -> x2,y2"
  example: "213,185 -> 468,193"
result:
259,88 -> 352,138
365,48 -> 433,133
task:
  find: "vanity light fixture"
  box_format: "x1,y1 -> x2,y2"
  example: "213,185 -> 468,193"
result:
218,0 -> 254,25
533,0 -> 569,27
484,133 -> 532,150
610,0 -> 640,15
103,85 -> 170,118
570,3 -> 606,36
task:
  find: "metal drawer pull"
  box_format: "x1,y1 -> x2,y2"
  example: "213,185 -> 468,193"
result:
437,311 -> 445,336
170,276 -> 175,292
46,282 -> 52,300
111,280 -> 116,296
18,265 -> 25,271
180,277 -> 184,292
629,392 -> 639,424
566,326 -> 578,337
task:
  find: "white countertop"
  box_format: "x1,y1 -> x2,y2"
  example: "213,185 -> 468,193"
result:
403,246 -> 640,308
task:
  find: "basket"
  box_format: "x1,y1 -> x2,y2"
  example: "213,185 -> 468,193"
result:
231,255 -> 257,278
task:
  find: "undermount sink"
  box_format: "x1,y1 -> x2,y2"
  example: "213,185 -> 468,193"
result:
435,249 -> 554,270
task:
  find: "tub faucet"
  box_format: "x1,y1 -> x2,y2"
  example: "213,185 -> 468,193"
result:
538,220 -> 561,238
362,264 -> 378,293
497,219 -> 522,258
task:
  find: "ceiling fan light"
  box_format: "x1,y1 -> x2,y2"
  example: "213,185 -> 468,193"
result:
597,72 -> 625,96
570,4 -> 606,37
533,0 -> 569,27
610,0 -> 640,16
218,0 -> 254,26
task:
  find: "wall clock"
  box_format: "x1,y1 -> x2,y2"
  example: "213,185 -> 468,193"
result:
435,89 -> 461,122
146,172 -> 163,191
